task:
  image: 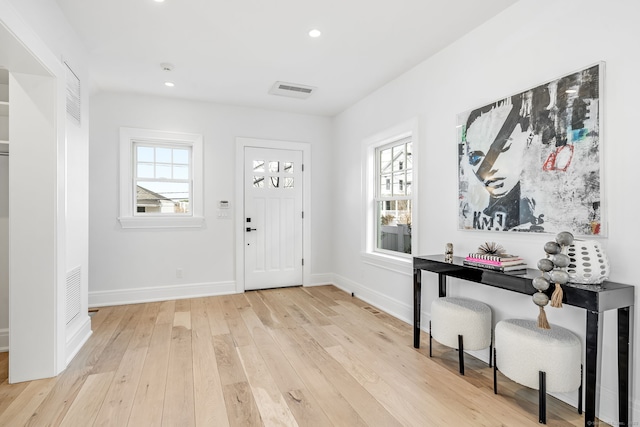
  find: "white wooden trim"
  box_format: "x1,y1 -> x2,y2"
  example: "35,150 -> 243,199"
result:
235,137 -> 311,293
118,127 -> 204,228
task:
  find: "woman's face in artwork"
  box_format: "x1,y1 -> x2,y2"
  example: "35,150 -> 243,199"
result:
466,103 -> 530,198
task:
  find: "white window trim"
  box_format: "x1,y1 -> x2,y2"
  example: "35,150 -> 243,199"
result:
362,119 -> 419,263
119,127 -> 204,229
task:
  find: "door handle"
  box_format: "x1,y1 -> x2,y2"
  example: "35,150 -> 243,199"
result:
246,227 -> 257,232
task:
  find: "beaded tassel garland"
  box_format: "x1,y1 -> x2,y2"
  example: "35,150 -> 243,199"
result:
532,231 -> 574,329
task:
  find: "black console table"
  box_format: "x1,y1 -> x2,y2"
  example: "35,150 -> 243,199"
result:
413,254 -> 634,427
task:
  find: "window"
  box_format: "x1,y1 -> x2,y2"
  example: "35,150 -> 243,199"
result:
363,120 -> 417,260
119,128 -> 203,228
375,137 -> 412,254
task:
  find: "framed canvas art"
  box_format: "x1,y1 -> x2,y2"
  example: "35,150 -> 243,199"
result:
457,63 -> 604,236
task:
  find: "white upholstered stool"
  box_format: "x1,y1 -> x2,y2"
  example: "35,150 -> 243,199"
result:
429,297 -> 492,375
494,319 -> 582,424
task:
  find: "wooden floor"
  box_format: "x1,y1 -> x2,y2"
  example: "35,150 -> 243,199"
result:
0,285 -> 606,426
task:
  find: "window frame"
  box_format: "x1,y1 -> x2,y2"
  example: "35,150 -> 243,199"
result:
119,127 -> 204,229
375,137 -> 413,255
362,120 -> 418,263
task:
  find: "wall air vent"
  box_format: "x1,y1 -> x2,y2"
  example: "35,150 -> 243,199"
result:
64,61 -> 81,126
268,81 -> 316,99
66,266 -> 81,324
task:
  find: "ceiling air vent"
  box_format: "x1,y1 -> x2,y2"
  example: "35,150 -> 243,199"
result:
269,81 -> 316,99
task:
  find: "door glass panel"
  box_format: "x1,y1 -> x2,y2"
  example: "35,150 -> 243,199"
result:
269,161 -> 279,173
284,177 -> 294,188
253,160 -> 265,172
253,176 -> 264,188
269,176 -> 280,188
283,162 -> 294,173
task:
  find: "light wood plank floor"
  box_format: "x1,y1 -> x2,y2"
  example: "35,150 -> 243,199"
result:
0,285 -> 608,426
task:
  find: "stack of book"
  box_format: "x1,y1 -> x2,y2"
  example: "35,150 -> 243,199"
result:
463,253 -> 527,273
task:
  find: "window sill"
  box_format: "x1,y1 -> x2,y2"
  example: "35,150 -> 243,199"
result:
118,216 -> 205,229
361,251 -> 413,276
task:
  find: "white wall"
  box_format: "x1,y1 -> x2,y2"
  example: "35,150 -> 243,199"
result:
1,0 -> 91,377
8,0 -> 92,363
89,92 -> 333,305
332,0 -> 640,424
0,155 -> 7,350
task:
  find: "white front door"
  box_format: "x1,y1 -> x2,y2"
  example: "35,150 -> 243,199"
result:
244,147 -> 303,290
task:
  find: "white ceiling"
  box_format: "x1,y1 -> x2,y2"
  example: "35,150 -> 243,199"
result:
55,0 -> 517,117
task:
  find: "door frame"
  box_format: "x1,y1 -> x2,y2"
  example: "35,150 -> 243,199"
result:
235,137 -> 311,293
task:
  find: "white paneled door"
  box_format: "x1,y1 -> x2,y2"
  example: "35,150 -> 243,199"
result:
244,147 -> 303,290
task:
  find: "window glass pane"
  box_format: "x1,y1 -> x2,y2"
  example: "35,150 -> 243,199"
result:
393,145 -> 405,171
137,146 -> 154,162
284,177 -> 294,188
156,147 -> 172,163
173,149 -> 189,165
253,160 -> 265,172
137,163 -> 154,178
173,165 -> 189,180
376,199 -> 411,254
406,142 -> 413,170
136,181 -> 190,214
405,170 -> 412,195
156,164 -> 172,179
380,174 -> 392,197
269,176 -> 280,188
253,176 -> 264,188
393,172 -> 405,195
379,148 -> 392,174
269,161 -> 279,173
283,162 -> 294,173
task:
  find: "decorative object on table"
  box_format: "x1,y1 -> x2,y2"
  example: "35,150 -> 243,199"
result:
566,240 -> 610,285
457,63 -> 605,236
477,241 -> 505,255
464,243 -> 527,273
549,231 -> 573,308
532,231 -> 574,328
444,243 -> 454,263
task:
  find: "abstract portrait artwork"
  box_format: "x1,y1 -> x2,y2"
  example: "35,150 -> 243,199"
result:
457,63 -> 604,236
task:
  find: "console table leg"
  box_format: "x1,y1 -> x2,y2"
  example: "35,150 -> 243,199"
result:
585,310 -> 601,427
618,307 -> 630,426
438,274 -> 447,298
413,268 -> 421,348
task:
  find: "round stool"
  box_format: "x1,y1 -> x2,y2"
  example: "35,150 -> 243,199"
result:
494,319 -> 582,424
430,297 -> 492,375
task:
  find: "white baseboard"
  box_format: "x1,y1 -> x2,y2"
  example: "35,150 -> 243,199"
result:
308,273 -> 334,287
0,328 -> 8,352
332,273 -> 413,325
66,315 -> 92,365
89,280 -> 236,307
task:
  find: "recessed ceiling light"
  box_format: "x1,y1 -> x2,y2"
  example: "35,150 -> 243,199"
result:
308,29 -> 322,38
565,89 -> 577,94
164,81 -> 175,87
154,0 -> 165,3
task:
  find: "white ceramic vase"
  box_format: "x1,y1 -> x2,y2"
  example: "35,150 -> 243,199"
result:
566,240 -> 609,285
